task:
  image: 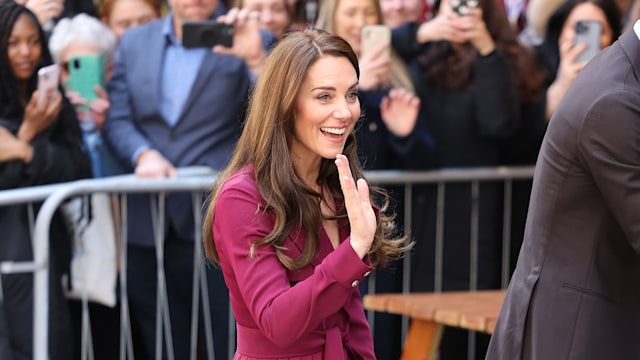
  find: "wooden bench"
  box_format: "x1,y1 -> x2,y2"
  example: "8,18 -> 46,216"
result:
363,290 -> 506,360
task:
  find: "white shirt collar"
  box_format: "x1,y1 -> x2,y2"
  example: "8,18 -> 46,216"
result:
633,19 -> 640,40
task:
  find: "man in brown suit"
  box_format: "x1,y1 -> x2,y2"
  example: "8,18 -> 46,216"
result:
486,22 -> 640,359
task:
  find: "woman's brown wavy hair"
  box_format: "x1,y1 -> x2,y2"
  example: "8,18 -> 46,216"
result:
203,28 -> 411,270
418,0 -> 543,102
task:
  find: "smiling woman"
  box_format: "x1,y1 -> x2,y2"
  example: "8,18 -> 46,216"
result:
291,55 -> 360,168
202,28 -> 411,359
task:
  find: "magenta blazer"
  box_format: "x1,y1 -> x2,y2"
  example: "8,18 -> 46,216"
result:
212,166 -> 376,359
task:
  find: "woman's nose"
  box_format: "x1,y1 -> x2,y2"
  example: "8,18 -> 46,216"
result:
333,101 -> 353,120
261,10 -> 274,24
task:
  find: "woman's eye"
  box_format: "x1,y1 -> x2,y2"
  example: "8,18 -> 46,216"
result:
347,92 -> 359,101
317,94 -> 330,101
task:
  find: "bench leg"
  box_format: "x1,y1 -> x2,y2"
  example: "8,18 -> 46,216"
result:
400,320 -> 444,360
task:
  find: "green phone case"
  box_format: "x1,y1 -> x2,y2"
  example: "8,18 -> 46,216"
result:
66,53 -> 106,107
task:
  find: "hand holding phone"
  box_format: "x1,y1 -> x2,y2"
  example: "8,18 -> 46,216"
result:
574,20 -> 602,62
361,25 -> 391,61
65,54 -> 106,109
23,67 -> 62,142
37,64 -> 60,106
183,21 -> 234,48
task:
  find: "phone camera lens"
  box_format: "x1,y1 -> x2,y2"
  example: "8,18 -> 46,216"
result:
73,59 -> 81,69
202,29 -> 217,44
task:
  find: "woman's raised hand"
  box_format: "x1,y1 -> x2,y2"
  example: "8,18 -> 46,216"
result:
335,154 -> 376,259
19,88 -> 62,143
380,88 -> 421,137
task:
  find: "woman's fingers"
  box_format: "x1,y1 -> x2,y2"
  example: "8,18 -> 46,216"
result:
356,178 -> 372,210
335,154 -> 375,258
335,154 -> 357,203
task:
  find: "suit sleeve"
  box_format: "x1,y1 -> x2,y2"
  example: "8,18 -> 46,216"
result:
213,183 -> 373,348
103,36 -> 153,167
578,90 -> 640,254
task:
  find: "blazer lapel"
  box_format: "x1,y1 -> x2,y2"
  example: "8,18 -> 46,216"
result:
620,28 -> 640,82
141,22 -> 166,111
174,51 -> 223,125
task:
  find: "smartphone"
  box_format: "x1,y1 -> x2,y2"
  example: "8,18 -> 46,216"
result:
182,21 -> 234,48
450,0 -> 479,16
37,64 -> 60,106
361,25 -> 391,61
574,20 -> 602,62
65,53 -> 106,107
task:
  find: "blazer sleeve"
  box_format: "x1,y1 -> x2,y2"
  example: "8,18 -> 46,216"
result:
578,90 -> 640,254
103,37 -> 153,167
0,97 -> 91,190
213,182 -> 373,348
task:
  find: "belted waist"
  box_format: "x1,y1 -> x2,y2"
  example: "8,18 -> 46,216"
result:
235,323 -> 349,359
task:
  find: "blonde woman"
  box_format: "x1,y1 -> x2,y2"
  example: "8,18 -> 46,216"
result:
315,1 -> 435,357
316,0 -> 434,171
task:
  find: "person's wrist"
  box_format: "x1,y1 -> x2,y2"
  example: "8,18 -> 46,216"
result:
416,24 -> 433,44
477,41 -> 496,56
350,237 -> 371,259
245,50 -> 266,75
17,123 -> 36,143
18,140 -> 33,164
136,148 -> 157,165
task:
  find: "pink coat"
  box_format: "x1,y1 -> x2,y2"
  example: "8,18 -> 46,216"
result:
212,166 -> 376,359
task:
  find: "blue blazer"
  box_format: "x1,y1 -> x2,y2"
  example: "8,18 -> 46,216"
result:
104,18 -> 251,246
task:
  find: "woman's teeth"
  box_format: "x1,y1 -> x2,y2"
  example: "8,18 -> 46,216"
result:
321,127 -> 345,135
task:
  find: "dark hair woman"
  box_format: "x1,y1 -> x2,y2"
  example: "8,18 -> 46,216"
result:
0,2 -> 91,358
203,28 -> 411,359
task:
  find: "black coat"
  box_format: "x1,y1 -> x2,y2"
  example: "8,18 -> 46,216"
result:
0,96 -> 91,359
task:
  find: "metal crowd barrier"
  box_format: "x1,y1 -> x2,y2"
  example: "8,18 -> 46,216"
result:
0,167 -> 217,360
364,166 -> 536,360
0,165 -> 535,360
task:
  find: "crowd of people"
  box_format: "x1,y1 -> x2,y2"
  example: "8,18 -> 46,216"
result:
0,0 -> 637,358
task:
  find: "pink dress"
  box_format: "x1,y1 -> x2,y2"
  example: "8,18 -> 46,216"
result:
212,165 -> 376,359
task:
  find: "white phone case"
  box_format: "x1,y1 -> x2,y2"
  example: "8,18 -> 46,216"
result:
37,64 -> 60,106
361,25 -> 391,61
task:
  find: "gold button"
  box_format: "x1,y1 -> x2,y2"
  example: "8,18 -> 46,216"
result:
351,280 -> 359,287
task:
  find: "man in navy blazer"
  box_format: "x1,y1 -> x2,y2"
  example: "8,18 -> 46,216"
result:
103,1 -> 271,358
